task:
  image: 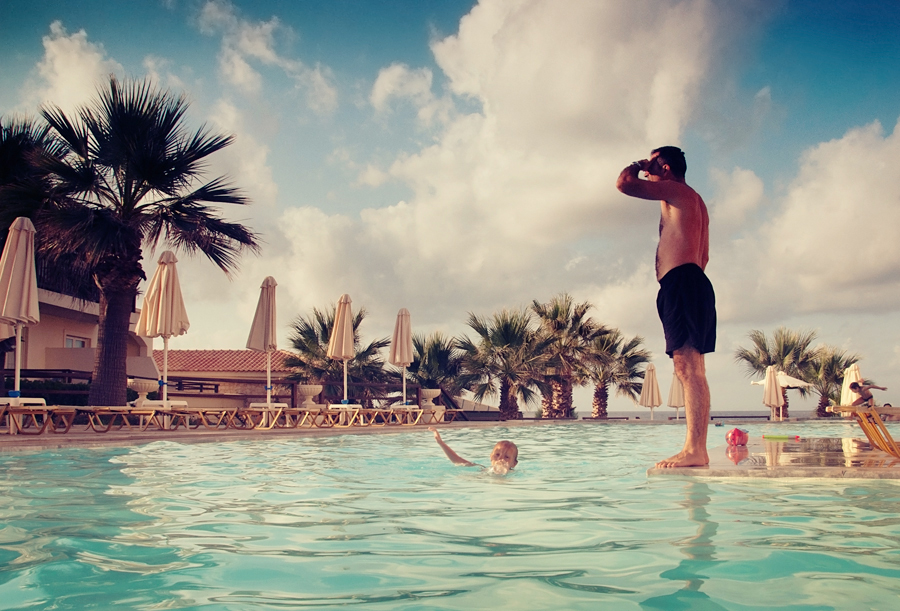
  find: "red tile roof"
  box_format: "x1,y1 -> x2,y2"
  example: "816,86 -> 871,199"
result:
152,349 -> 295,373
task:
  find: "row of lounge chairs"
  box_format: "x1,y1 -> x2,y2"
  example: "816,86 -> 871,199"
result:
1,401 -> 462,436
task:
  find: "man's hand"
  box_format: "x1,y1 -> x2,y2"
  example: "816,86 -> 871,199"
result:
429,426 -> 442,441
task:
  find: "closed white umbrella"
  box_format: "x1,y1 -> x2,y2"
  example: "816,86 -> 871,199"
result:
389,308 -> 413,405
135,251 -> 189,403
752,368 -> 808,420
638,363 -> 662,420
246,276 -> 278,407
667,372 -> 685,420
759,365 -> 785,421
326,294 -> 354,402
841,364 -> 863,406
0,217 -> 40,397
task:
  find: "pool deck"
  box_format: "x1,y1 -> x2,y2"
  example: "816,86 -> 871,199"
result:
648,436 -> 900,479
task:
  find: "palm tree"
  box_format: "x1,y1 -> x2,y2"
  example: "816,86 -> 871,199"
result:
0,117 -> 94,301
734,327 -> 819,419
31,77 -> 260,406
1,117 -> 59,222
406,332 -> 465,397
457,308 -> 551,420
531,293 -> 608,418
285,302 -> 390,405
586,330 -> 651,418
805,346 -> 860,417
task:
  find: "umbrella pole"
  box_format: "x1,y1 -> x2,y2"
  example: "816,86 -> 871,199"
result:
343,360 -> 348,402
402,366 -> 407,405
163,336 -> 169,403
266,351 -> 272,407
13,323 -> 22,392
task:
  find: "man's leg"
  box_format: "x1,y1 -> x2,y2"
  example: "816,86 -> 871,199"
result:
656,346 -> 710,468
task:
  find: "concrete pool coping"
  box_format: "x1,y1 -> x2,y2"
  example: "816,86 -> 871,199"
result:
5,418 -> 900,479
648,436 -> 900,479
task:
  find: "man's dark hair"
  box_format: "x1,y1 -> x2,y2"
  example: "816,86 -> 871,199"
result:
652,146 -> 687,179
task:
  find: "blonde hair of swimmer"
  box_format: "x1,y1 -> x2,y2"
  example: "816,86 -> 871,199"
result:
429,427 -> 518,474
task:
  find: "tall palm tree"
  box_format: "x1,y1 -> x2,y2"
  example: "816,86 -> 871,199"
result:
457,308 -> 551,420
805,346 -> 860,417
285,302 -> 390,405
586,330 -> 651,418
734,327 -> 819,419
531,293 -> 608,418
406,332 -> 465,396
33,77 -> 259,406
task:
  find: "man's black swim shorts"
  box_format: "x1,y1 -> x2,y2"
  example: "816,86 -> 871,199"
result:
656,263 -> 716,358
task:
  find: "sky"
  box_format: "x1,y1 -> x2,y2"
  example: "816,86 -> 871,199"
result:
2,0 -> 900,415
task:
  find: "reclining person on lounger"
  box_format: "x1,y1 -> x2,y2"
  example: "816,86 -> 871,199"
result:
850,381 -> 887,407
429,427 -> 518,475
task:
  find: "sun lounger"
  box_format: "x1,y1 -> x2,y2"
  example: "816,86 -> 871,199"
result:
390,404 -> 423,425
322,404 -> 362,427
356,406 -> 393,426
246,402 -> 289,429
46,406 -> 78,433
4,406 -> 50,435
2,397 -> 49,434
827,404 -> 900,458
225,404 -> 285,430
289,403 -> 329,428
174,406 -> 235,429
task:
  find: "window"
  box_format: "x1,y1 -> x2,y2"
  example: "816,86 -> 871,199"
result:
65,336 -> 89,348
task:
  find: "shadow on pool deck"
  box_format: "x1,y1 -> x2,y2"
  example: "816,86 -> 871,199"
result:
648,436 -> 900,479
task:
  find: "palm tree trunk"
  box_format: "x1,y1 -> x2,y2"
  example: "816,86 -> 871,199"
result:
558,378 -> 573,418
592,384 -> 609,418
499,379 -> 517,420
781,388 -> 790,419
88,287 -> 135,406
541,392 -> 552,419
816,394 -> 831,418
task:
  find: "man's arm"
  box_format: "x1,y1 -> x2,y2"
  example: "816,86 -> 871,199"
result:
616,161 -> 692,202
429,427 -> 475,466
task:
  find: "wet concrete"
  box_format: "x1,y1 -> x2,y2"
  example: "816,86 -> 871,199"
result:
648,436 -> 900,479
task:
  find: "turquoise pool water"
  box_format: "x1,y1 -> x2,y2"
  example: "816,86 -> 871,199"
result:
2,421 -> 900,610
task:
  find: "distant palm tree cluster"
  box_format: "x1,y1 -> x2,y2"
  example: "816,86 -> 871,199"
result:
286,294 -> 651,420
734,327 -> 861,419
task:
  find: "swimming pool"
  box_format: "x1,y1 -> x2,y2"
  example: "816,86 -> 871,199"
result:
2,421 -> 900,610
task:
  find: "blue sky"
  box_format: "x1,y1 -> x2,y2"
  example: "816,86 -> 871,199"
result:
2,0 -> 900,414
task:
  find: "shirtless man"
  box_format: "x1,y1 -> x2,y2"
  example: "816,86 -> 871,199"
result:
616,146 -> 716,468
849,381 -> 887,408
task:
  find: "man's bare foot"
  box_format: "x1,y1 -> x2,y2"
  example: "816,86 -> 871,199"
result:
655,450 -> 709,468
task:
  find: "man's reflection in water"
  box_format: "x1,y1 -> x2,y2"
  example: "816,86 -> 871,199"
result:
641,482 -> 727,610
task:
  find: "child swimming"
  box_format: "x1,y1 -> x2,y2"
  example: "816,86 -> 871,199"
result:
428,427 -> 518,474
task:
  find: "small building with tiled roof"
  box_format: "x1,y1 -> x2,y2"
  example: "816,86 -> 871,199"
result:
152,349 -> 294,377
151,349 -> 297,404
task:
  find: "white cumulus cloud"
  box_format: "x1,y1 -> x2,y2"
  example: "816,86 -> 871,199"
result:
21,21 -> 123,114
